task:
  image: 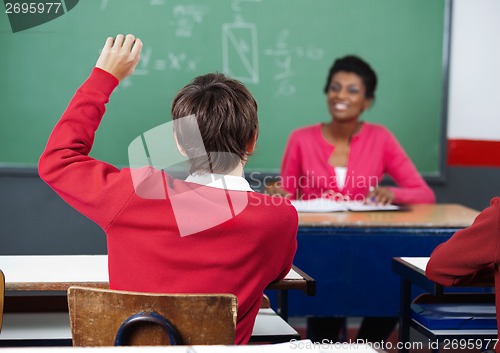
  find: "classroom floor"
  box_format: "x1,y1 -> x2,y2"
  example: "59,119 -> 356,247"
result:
289,317 -> 485,353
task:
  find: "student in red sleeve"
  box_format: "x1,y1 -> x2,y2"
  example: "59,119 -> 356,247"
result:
427,198 -> 500,353
38,34 -> 298,345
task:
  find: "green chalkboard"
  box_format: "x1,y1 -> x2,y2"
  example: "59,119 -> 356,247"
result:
0,0 -> 446,175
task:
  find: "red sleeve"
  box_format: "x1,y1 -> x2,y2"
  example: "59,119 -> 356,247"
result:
426,198 -> 500,286
383,129 -> 435,204
38,68 -> 135,229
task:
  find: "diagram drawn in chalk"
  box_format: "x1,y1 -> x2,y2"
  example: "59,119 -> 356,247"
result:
222,23 -> 259,84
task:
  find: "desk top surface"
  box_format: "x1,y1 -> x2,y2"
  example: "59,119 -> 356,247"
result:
0,255 -> 311,293
399,257 -> 429,273
298,204 -> 479,228
394,256 -> 495,290
393,257 -> 429,278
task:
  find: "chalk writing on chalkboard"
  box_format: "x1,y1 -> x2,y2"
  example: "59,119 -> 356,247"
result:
172,4 -> 207,38
264,30 -> 324,97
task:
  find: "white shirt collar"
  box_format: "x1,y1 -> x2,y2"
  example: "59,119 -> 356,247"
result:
185,173 -> 254,192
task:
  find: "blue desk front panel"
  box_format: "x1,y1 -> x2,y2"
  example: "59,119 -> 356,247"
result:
275,227 -> 460,317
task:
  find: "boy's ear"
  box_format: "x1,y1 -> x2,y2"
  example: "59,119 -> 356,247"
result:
174,132 -> 187,156
246,132 -> 258,154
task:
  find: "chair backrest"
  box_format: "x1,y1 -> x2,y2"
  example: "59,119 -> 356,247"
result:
67,286 -> 237,346
0,269 -> 4,332
260,294 -> 271,308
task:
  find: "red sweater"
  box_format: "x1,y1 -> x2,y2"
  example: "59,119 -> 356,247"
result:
426,198 -> 500,351
38,68 -> 298,344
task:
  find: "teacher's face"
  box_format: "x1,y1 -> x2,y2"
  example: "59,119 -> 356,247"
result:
326,71 -> 372,122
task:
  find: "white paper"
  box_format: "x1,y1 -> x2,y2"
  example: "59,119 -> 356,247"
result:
291,199 -> 400,213
290,199 -> 348,212
345,202 -> 400,212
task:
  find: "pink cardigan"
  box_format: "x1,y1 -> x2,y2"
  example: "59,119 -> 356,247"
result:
280,123 -> 435,204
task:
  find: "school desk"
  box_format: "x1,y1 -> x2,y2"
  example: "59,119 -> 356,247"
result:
392,257 -> 496,353
280,204 -> 479,318
0,255 -> 315,319
0,255 -> 316,345
0,255 -> 314,291
0,307 -> 300,345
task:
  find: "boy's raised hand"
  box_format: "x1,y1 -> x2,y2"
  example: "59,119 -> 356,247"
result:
95,34 -> 143,81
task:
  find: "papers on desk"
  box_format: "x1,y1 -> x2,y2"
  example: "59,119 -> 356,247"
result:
291,198 -> 401,213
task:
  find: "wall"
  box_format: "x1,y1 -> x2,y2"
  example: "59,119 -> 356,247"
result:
446,0 -> 500,167
435,0 -> 500,208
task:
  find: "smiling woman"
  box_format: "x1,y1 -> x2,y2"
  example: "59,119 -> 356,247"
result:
277,55 -> 435,206
275,54 -> 437,345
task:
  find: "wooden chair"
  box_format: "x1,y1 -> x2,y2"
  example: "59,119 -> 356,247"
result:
260,294 -> 271,309
67,286 -> 237,346
0,269 -> 4,333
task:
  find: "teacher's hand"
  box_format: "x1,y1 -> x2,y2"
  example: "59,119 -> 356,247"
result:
367,186 -> 394,205
264,180 -> 291,198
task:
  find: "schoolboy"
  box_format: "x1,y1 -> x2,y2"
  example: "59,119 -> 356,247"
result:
39,34 -> 298,344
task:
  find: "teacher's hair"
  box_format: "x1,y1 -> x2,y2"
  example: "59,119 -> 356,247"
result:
323,55 -> 378,100
171,73 -> 259,174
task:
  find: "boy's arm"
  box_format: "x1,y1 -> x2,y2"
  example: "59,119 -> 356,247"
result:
38,35 -> 143,229
426,198 -> 500,286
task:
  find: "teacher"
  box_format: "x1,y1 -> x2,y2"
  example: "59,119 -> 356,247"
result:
278,55 -> 436,343
280,55 -> 435,205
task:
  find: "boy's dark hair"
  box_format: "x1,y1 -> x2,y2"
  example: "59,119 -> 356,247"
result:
171,73 -> 259,175
323,55 -> 378,100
